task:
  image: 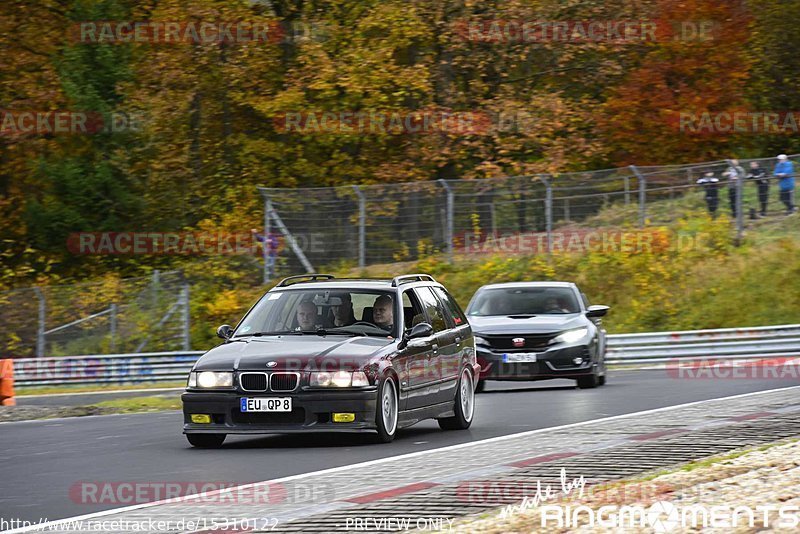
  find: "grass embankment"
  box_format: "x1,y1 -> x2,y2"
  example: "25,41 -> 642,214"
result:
345,207 -> 800,334
91,394 -> 181,413
0,394 -> 182,423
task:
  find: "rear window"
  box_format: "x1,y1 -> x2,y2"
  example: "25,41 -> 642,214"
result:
414,287 -> 448,333
432,287 -> 468,327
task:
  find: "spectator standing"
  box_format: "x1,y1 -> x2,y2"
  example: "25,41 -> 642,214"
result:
773,154 -> 797,215
697,171 -> 720,218
747,161 -> 769,217
252,229 -> 280,279
723,159 -> 745,218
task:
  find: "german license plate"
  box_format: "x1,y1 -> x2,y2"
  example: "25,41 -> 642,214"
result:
503,352 -> 538,363
240,397 -> 292,412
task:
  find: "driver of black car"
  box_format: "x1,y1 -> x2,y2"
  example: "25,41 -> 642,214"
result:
295,301 -> 318,331
372,294 -> 394,331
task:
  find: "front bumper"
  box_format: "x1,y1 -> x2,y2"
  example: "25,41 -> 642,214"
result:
182,387 -> 378,435
476,344 -> 594,381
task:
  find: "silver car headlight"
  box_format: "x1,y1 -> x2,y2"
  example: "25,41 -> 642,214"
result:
310,371 -> 369,387
188,371 -> 233,389
474,336 -> 490,346
549,327 -> 589,345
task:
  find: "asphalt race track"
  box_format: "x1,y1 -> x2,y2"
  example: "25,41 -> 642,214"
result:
2,369 -> 798,524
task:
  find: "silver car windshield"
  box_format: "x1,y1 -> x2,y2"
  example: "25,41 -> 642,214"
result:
467,287 -> 580,316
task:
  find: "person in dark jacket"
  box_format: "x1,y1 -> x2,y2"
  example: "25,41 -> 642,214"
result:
747,161 -> 769,217
697,171 -> 720,217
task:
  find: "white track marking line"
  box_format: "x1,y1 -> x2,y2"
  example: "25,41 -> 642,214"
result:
5,384 -> 800,534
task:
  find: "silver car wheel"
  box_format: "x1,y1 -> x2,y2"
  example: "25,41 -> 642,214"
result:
381,379 -> 398,435
460,369 -> 474,422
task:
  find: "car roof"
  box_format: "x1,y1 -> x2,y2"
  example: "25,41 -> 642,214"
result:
269,280 -> 441,291
271,280 -> 391,290
477,281 -> 577,290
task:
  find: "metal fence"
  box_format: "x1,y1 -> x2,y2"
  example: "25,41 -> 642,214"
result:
0,270 -> 191,359
11,324 -> 800,387
258,154 -> 800,276
606,324 -> 800,364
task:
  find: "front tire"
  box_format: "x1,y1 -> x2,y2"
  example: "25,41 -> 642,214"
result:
374,375 -> 399,443
186,433 -> 226,448
438,367 -> 475,430
576,373 -> 599,389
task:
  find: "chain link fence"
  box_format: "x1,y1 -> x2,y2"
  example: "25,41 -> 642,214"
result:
258,154 -> 800,275
4,156 -> 797,358
0,270 -> 190,359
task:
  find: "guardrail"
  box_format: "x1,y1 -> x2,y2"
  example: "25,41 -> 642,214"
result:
605,324 -> 800,365
7,324 -> 800,387
11,351 -> 204,387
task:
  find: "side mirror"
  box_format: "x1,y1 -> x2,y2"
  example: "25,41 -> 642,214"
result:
398,322 -> 434,349
586,305 -> 609,318
217,324 -> 234,340
408,322 -> 434,339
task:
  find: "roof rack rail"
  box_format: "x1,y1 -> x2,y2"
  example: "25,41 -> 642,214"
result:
391,274 -> 436,287
276,274 -> 336,287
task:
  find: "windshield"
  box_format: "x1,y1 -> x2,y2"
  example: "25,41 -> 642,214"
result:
233,288 -> 398,337
467,287 -> 580,316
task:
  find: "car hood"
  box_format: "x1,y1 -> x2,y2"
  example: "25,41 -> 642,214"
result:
468,314 -> 586,335
194,335 -> 395,372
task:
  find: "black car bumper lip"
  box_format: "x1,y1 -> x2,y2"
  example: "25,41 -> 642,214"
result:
476,344 -> 594,380
182,388 -> 378,434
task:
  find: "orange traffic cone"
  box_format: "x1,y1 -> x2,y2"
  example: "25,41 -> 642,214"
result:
0,359 -> 16,406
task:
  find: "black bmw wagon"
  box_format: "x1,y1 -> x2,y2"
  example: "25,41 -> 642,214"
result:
182,274 -> 480,447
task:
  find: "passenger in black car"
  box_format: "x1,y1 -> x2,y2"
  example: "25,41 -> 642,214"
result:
331,292 -> 356,327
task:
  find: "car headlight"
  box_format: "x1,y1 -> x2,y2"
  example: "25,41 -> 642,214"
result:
188,371 -> 233,389
549,327 -> 589,345
474,336 -> 490,346
310,371 -> 370,387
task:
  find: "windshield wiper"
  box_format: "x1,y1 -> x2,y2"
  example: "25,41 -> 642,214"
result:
326,328 -> 369,337
234,331 -> 302,337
